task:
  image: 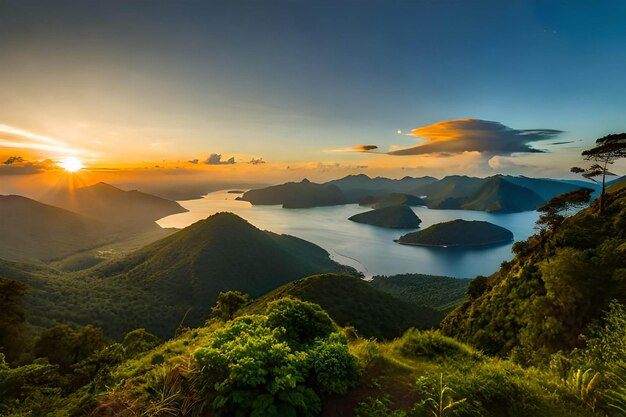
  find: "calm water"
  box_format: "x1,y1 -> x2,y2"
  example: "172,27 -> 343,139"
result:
157,190 -> 540,279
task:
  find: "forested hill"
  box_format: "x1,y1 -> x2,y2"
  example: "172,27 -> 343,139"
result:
441,185 -> 626,363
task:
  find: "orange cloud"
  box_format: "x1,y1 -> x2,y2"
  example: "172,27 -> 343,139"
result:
389,119 -> 562,156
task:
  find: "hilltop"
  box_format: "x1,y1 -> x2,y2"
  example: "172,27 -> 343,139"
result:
242,273 -> 442,339
348,205 -> 422,229
44,182 -> 187,232
0,195 -> 109,262
448,176 -> 546,213
87,212 -> 345,337
397,219 -> 514,247
239,178 -> 346,208
324,174 -> 437,202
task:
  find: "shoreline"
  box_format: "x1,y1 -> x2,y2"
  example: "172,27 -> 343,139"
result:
394,238 -> 514,248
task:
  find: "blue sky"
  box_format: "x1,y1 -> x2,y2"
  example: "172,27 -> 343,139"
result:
0,0 -> 624,180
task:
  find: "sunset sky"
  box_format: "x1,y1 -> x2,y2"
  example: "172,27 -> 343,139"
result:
1,0 -> 625,193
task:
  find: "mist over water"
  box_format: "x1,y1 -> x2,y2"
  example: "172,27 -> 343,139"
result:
158,190 -> 540,279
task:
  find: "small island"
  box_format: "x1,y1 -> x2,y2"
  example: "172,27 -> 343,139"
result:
396,219 -> 513,247
348,205 -> 422,229
358,192 -> 426,209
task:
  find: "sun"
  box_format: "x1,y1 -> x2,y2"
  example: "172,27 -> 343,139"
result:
58,156 -> 84,173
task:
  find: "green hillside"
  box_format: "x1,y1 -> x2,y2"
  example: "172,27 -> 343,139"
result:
370,273 -> 470,313
1,297 -> 598,417
0,213 -> 345,339
0,195 -> 110,262
358,192 -> 426,209
442,185 -> 626,363
397,219 -> 513,247
458,176 -> 546,212
242,273 -> 442,339
88,212 -> 344,337
348,205 -> 422,229
240,178 -> 346,208
427,176 -> 546,212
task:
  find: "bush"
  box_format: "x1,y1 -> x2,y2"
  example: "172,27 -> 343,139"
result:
396,329 -> 482,362
123,328 -> 161,357
194,298 -> 360,417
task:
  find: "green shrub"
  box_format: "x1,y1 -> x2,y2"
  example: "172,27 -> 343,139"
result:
123,328 -> 161,357
194,298 -> 360,417
396,329 -> 482,362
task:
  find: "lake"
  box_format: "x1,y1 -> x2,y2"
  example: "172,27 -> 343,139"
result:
157,190 -> 540,279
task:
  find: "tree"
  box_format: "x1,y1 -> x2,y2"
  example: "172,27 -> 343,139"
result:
536,188 -> 593,231
211,291 -> 250,321
123,328 -> 160,357
0,279 -> 29,362
572,133 -> 626,214
34,324 -> 107,373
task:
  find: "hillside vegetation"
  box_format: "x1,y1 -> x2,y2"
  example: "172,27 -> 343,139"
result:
242,273 -> 442,339
348,205 -> 422,229
397,219 -> 514,247
1,213 -> 345,339
442,185 -> 626,363
0,195 -> 110,262
370,274 -> 470,313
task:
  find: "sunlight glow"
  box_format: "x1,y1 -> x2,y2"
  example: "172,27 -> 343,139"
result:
58,156 -> 84,172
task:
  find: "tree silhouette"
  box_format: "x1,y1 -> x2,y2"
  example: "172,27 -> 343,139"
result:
211,291 -> 250,321
572,133 -> 626,214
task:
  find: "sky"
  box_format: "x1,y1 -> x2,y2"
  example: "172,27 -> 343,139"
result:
1,0 -> 625,193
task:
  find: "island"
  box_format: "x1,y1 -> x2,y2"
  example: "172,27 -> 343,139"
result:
238,179 -> 346,208
396,219 -> 513,247
358,192 -> 426,209
348,205 -> 422,229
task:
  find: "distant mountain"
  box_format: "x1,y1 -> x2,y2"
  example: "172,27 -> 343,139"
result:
45,182 -> 187,232
500,175 -> 586,201
443,176 -> 546,213
358,192 -> 426,209
242,273 -> 442,339
324,174 -> 437,202
369,273 -> 470,313
397,219 -> 513,247
348,205 -> 422,229
86,212 -> 345,337
412,175 -> 485,206
239,179 -> 346,208
0,195 -> 109,262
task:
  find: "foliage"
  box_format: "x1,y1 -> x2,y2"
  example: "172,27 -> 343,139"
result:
211,290 -> 250,321
413,374 -> 466,417
442,187 -> 626,363
369,274 -> 469,313
244,274 -> 442,340
536,187 -> 593,231
395,329 -> 483,362
123,328 -> 161,358
572,132 -> 626,213
34,324 -> 108,373
194,298 -> 360,416
0,278 -> 29,362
